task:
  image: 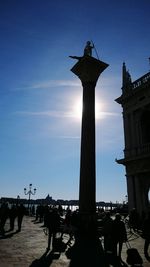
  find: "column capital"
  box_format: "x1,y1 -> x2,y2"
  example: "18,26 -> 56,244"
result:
71,55 -> 109,83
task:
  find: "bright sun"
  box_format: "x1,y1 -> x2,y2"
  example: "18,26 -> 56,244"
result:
73,98 -> 103,120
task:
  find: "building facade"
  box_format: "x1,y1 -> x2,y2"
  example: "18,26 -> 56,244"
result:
116,63 -> 150,216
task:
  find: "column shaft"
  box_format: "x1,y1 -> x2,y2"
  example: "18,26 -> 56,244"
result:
79,81 -> 96,214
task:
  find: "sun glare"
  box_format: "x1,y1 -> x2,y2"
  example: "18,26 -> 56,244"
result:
95,101 -> 103,119
73,98 -> 82,119
73,98 -> 104,120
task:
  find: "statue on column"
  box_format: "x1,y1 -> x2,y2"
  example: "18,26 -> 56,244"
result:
69,41 -> 94,60
84,41 -> 94,56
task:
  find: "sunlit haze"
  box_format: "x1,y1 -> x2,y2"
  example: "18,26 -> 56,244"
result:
72,98 -> 103,120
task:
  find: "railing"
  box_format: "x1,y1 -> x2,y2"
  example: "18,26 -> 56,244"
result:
132,72 -> 150,89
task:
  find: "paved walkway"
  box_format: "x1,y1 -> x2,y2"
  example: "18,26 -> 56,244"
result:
0,216 -> 149,267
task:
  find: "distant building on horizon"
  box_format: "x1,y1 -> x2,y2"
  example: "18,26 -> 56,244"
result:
0,195 -> 124,210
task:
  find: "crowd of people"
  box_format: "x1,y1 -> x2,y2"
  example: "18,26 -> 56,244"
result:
0,202 -> 26,235
101,212 -> 127,259
0,202 -> 150,265
34,204 -> 150,263
98,208 -> 150,263
35,204 -> 79,252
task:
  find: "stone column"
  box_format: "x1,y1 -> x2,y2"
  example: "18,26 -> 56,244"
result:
71,55 -> 108,234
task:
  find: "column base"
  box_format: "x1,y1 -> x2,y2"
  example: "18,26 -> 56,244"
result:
78,211 -> 97,237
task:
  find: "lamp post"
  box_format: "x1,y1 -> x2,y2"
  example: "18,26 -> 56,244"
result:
24,183 -> 36,211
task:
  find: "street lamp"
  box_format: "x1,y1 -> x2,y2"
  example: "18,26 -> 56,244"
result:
24,183 -> 36,211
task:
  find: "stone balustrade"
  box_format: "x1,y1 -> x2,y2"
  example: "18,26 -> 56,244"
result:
132,72 -> 150,89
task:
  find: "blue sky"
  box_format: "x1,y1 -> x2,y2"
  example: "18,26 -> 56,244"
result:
0,0 -> 150,202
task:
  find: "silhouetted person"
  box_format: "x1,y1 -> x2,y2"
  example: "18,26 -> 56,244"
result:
17,204 -> 26,232
102,211 -> 113,253
45,207 -> 60,251
38,205 -> 44,222
58,204 -> 63,216
111,213 -> 127,259
9,204 -> 17,231
61,209 -> 75,245
31,205 -> 35,216
129,208 -> 140,232
142,211 -> 150,261
42,205 -> 49,227
35,205 -> 40,221
70,210 -> 79,240
0,203 -> 9,235
84,41 -> 94,56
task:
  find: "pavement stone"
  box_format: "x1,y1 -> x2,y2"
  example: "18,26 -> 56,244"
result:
0,216 -> 149,267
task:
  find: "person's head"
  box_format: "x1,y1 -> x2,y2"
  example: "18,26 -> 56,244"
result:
115,213 -> 121,221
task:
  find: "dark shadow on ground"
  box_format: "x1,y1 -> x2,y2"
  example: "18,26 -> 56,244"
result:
31,219 -> 37,222
0,233 -> 14,239
66,236 -> 129,267
145,256 -> 150,262
29,251 -> 60,267
33,221 -> 42,224
0,230 -> 19,239
40,224 -> 46,228
66,236 -> 107,267
29,236 -> 129,267
29,238 -> 67,267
